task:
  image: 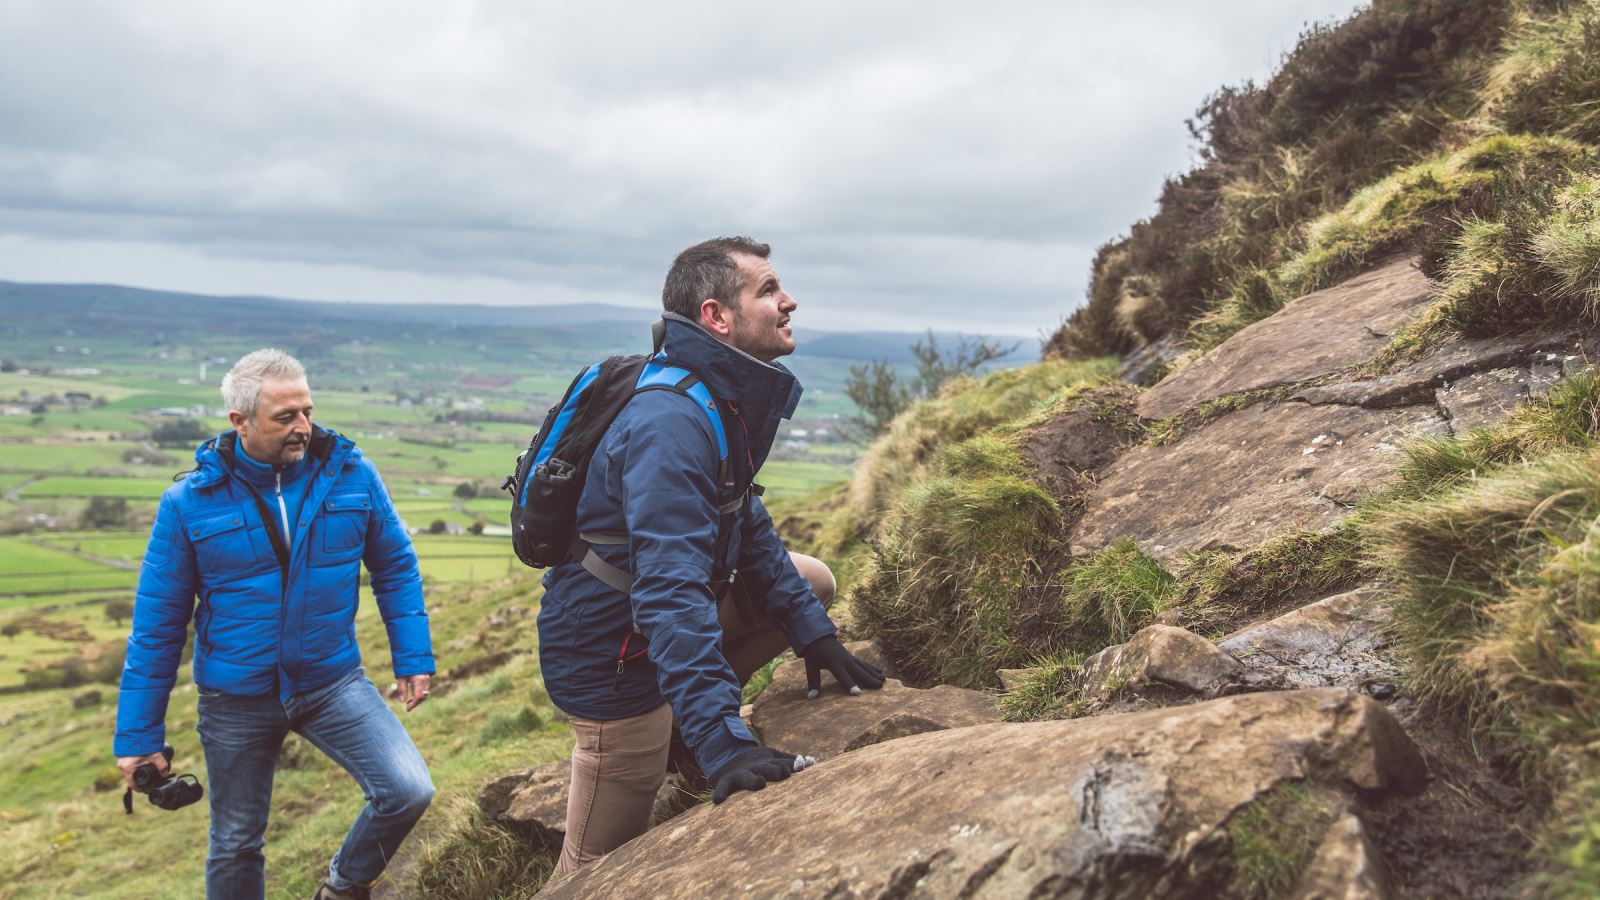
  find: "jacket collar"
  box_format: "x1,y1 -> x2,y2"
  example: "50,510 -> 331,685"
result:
657,313 -> 802,419
189,424 -> 348,489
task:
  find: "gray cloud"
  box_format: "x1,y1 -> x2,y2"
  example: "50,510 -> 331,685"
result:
0,0 -> 1363,336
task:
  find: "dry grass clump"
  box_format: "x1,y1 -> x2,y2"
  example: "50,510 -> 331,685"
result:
410,797 -> 556,900
1371,447 -> 1600,891
1488,2 -> 1600,143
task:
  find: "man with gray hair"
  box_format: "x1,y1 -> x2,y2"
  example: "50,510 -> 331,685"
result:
114,348 -> 436,900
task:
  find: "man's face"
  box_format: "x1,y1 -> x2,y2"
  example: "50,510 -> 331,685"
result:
724,253 -> 798,363
232,376 -> 314,465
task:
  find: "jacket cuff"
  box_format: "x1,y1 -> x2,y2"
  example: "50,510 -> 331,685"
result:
114,729 -> 166,758
784,609 -> 838,657
696,714 -> 760,777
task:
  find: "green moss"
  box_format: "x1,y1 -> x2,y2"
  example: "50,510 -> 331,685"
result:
1227,781 -> 1332,899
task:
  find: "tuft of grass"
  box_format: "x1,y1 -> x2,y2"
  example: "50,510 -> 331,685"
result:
849,431 -> 1064,688
411,797 -> 556,900
1489,3 -> 1600,144
1175,523 -> 1369,631
1227,781 -> 1332,900
1057,540 -> 1177,651
996,651 -> 1086,722
1371,445 -> 1600,890
1389,369 -> 1600,499
845,358 -> 1115,541
477,705 -> 546,746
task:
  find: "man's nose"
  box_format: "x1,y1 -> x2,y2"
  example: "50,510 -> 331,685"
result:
780,290 -> 797,311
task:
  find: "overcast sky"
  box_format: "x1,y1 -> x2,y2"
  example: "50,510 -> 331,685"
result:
0,0 -> 1364,338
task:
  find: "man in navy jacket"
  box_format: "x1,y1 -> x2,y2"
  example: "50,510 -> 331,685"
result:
114,349 -> 435,900
538,237 -> 884,875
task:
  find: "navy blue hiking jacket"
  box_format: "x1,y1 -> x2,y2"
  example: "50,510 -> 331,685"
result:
114,426 -> 433,757
537,315 -> 837,776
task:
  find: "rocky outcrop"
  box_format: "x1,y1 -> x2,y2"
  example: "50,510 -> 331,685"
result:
1075,624 -> 1250,702
1137,257 -> 1431,420
1070,400 -> 1446,564
1219,587 -> 1398,691
541,690 -> 1427,899
478,760 -> 568,848
751,641 -> 1001,761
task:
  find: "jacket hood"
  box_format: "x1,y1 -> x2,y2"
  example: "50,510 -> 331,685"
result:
657,313 -> 803,419
188,424 -> 358,489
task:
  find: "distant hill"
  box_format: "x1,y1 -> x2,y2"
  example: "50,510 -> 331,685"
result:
0,280 -> 1029,367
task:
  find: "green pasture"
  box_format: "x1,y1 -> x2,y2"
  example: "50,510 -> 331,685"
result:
0,441 -> 140,473
33,532 -> 149,563
0,540 -> 112,576
758,459 -> 850,499
20,476 -> 176,499
0,374 -> 143,402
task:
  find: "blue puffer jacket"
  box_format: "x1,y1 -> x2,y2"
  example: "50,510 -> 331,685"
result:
538,315 -> 837,777
114,426 -> 433,757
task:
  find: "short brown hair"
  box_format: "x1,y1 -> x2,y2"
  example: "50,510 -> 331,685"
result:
661,236 -> 771,319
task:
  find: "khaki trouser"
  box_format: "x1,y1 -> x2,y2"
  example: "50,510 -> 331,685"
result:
555,552 -> 835,875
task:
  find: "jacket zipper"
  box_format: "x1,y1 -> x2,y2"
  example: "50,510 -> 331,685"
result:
274,469 -> 290,543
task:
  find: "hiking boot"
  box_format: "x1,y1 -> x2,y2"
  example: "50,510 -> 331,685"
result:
312,880 -> 371,900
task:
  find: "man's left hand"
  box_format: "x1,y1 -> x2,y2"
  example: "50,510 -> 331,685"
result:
800,635 -> 886,699
400,674 -> 432,711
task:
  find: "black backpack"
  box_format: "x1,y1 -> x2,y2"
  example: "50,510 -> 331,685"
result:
503,325 -> 730,572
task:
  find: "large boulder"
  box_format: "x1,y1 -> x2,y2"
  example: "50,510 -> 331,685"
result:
1138,257 -> 1431,420
1070,399 -> 1447,565
541,689 -> 1427,899
1219,587 -> 1398,691
751,641 -> 1001,761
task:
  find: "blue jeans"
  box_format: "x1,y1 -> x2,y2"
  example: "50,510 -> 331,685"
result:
196,668 -> 434,899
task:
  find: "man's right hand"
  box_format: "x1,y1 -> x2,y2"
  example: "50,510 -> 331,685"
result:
707,747 -> 813,804
117,752 -> 169,790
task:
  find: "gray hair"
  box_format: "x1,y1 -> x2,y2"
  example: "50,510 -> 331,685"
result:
661,236 -> 771,319
221,349 -> 306,418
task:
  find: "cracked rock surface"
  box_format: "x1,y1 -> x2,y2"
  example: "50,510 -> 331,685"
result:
1137,257 -> 1431,420
540,690 -> 1427,900
1070,400 -> 1447,565
1219,587 -> 1399,690
751,641 -> 1000,762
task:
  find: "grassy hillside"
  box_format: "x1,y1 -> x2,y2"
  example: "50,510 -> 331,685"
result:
763,2 -> 1600,893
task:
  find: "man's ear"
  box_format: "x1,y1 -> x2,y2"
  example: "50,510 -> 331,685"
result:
698,298 -> 732,337
228,410 -> 249,433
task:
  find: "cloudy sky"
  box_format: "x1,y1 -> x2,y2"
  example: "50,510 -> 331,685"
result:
0,0 -> 1364,338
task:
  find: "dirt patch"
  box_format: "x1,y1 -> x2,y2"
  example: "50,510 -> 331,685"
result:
1366,699 -> 1541,897
1022,384 -> 1142,520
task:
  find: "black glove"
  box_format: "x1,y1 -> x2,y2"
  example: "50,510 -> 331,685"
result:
801,635 -> 886,699
708,747 -> 798,804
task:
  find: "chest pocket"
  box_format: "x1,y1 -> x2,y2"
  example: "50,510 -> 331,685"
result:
321,492 -> 372,557
187,508 -> 263,574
